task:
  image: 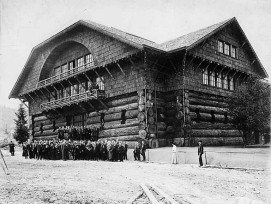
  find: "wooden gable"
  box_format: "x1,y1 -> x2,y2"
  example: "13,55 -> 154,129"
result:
10,24 -> 139,98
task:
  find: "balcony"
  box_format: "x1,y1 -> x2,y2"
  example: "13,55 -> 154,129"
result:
38,62 -> 96,88
40,89 -> 105,111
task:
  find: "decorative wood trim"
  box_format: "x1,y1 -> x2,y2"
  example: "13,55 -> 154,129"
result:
105,67 -> 115,79
117,63 -> 125,75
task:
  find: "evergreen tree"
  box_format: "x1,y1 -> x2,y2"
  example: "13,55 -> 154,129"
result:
13,103 -> 29,144
226,77 -> 270,146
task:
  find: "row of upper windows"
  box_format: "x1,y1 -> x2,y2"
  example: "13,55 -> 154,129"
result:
202,69 -> 235,91
218,40 -> 237,59
53,53 -> 94,76
49,77 -> 104,101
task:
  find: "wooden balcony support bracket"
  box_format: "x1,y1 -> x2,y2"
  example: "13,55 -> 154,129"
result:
94,70 -> 104,84
19,99 -> 29,108
151,58 -> 159,70
105,67 -> 115,79
75,77 -> 87,90
218,66 -> 226,76
240,75 -> 248,83
79,104 -> 87,112
26,93 -> 36,102
224,68 -> 232,77
235,72 -> 243,81
45,87 -> 55,98
33,91 -> 40,98
129,58 -> 135,67
52,85 -> 58,92
59,81 -> 66,90
67,79 -> 73,86
201,61 -> 210,73
84,73 -> 93,83
87,101 -> 99,112
168,58 -> 177,73
38,89 -> 48,99
98,99 -> 108,110
241,42 -> 246,48
211,63 -> 219,73
194,58 -> 204,72
117,63 -> 125,75
230,71 -> 238,79
186,56 -> 195,68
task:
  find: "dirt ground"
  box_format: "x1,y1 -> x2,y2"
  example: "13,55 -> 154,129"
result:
0,149 -> 270,204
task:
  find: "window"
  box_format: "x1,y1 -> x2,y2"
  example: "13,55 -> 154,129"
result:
79,83 -> 86,93
218,40 -> 237,59
69,60 -> 75,70
54,66 -> 61,76
73,114 -> 86,127
85,53 -> 94,67
229,77 -> 234,90
61,64 -> 68,73
218,40 -> 224,53
71,84 -> 79,95
203,69 -> 208,85
96,77 -> 105,90
209,71 -> 216,87
87,80 -> 93,91
224,43 -> 230,55
231,46 -> 236,58
65,87 -> 71,97
217,72 -> 222,88
223,75 -> 229,89
77,56 -> 84,69
57,89 -> 63,99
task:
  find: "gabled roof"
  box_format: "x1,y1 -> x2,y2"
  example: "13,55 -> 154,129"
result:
9,17 -> 268,99
157,18 -> 232,52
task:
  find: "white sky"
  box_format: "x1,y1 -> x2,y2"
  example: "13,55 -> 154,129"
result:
0,0 -> 270,109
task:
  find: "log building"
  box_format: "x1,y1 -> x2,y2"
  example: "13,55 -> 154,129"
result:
9,17 -> 268,146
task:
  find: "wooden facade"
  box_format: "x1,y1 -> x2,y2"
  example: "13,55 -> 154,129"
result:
9,18 -> 268,146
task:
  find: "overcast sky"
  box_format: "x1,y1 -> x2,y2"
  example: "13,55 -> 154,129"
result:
0,0 -> 270,109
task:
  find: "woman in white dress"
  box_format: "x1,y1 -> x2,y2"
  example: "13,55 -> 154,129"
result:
171,143 -> 177,164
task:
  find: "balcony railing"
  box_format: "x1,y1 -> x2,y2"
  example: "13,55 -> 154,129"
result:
38,62 -> 96,88
40,89 -> 105,111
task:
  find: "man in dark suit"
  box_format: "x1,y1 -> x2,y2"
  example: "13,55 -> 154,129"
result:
198,140 -> 204,167
140,141 -> 146,161
9,141 -> 15,156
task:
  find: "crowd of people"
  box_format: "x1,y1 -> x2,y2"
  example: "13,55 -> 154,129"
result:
21,139 -> 147,162
57,126 -> 101,141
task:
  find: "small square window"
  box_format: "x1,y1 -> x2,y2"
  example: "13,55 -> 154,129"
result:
224,43 -> 230,55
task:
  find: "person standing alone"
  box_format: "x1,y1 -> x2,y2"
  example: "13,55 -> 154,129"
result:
171,143 -> 177,164
198,140 -> 204,167
9,141 -> 15,156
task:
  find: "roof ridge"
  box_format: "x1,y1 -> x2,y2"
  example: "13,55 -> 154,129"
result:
158,17 -> 234,48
